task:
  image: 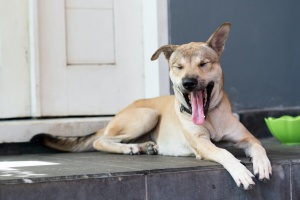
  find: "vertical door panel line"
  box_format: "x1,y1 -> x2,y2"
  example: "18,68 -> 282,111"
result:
28,0 -> 41,117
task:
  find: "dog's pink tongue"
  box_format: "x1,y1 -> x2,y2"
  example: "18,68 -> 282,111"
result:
191,91 -> 205,125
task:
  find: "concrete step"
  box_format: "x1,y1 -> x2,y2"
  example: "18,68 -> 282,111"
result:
0,117 -> 111,143
1,138 -> 300,200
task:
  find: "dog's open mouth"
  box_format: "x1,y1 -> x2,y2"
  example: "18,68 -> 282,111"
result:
183,82 -> 214,125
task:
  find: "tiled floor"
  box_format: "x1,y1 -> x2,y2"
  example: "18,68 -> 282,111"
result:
1,138 -> 300,200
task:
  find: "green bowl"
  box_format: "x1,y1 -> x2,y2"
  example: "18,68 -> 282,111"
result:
265,115 -> 300,145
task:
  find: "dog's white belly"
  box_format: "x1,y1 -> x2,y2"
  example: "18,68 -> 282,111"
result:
157,142 -> 194,156
152,130 -> 194,157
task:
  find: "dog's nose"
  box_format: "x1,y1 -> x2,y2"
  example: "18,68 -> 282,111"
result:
182,78 -> 198,91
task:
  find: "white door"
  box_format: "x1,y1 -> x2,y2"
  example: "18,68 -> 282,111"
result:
0,0 -> 169,142
0,0 -> 31,119
37,0 -> 145,116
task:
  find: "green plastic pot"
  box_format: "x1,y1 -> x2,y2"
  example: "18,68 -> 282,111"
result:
265,115 -> 300,145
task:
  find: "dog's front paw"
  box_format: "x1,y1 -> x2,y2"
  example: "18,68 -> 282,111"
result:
227,161 -> 255,190
251,153 -> 272,182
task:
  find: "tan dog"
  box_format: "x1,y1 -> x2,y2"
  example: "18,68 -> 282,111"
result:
31,22 -> 272,189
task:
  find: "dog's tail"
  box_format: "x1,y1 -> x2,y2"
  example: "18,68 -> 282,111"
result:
30,131 -> 102,152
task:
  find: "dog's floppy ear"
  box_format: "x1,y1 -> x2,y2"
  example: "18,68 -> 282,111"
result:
151,45 -> 180,61
206,22 -> 231,57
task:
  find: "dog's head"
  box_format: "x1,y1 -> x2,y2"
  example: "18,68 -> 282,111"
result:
151,23 -> 231,125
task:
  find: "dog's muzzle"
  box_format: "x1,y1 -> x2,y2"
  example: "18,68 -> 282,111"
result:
181,80 -> 214,125
182,78 -> 198,91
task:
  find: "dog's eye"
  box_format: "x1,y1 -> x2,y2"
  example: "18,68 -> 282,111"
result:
199,63 -> 206,67
199,62 -> 210,67
175,66 -> 183,70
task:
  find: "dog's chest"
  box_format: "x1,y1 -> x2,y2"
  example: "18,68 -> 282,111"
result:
152,122 -> 194,156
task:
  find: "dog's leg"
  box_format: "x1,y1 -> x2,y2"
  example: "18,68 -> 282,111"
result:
93,107 -> 159,155
228,123 -> 272,182
194,136 -> 256,190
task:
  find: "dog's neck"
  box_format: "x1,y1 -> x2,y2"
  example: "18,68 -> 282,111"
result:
180,104 -> 192,115
209,84 -> 224,111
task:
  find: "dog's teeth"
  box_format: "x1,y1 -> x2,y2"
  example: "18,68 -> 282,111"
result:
204,89 -> 208,107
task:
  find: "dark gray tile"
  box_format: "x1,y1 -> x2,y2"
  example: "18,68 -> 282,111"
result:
0,153 -> 145,183
0,175 -> 145,200
147,164 -> 290,200
0,138 -> 299,200
0,153 -> 219,183
292,162 -> 300,199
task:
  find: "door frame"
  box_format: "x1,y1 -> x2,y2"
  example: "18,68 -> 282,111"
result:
28,0 -> 41,117
143,0 -> 170,98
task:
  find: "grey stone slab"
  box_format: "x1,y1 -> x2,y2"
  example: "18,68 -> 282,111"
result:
0,137 -> 299,200
1,138 -> 299,183
0,153 -> 143,183
0,152 -> 219,184
0,174 -> 145,200
292,161 -> 300,199
147,163 -> 291,200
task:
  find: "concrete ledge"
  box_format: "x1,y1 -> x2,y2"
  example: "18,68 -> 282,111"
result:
0,138 -> 300,199
1,163 -> 297,200
0,117 -> 111,143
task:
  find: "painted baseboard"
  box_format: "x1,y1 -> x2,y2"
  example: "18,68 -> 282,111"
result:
0,117 -> 111,143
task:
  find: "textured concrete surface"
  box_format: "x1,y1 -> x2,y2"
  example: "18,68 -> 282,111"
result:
0,138 -> 300,200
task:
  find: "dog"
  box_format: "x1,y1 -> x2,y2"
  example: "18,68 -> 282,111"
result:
31,22 -> 272,190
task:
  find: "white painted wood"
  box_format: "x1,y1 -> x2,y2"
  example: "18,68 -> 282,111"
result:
143,1 -> 159,98
0,0 -> 170,142
66,0 -> 113,9
0,0 -> 31,118
66,5 -> 115,64
28,0 -> 41,117
0,0 -> 169,119
143,0 -> 170,98
0,117 -> 111,143
39,0 -> 145,116
157,0 -> 171,96
39,0 -> 69,116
